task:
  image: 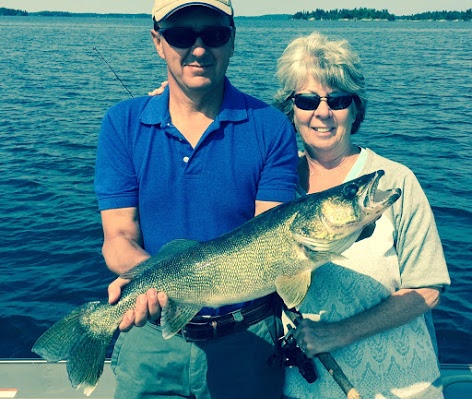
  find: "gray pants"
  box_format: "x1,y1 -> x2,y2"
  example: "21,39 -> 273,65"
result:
111,314 -> 284,399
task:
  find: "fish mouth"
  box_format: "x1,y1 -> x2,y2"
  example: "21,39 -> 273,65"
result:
358,170 -> 401,217
320,170 -> 401,238
311,170 -> 401,252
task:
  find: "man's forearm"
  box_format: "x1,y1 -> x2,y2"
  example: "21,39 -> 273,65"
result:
102,235 -> 150,275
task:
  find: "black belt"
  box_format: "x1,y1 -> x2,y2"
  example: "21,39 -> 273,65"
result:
153,295 -> 278,342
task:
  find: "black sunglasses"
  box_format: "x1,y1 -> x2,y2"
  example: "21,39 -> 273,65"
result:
157,26 -> 233,49
289,92 -> 354,111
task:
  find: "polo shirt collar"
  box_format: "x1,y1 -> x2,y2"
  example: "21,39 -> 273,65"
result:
218,77 -> 248,123
140,77 -> 248,126
140,89 -> 170,126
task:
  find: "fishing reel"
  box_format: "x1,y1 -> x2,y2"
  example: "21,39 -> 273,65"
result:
280,326 -> 317,383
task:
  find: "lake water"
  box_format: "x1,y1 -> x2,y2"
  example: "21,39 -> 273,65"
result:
0,16 -> 471,364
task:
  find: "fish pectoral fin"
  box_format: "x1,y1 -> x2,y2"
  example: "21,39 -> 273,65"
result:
275,271 -> 311,309
292,233 -> 332,252
293,231 -> 361,254
160,300 -> 200,339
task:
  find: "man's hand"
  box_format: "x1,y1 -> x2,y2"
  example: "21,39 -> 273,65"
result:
108,277 -> 168,332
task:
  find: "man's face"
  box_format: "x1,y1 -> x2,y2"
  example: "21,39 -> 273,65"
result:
152,6 -> 234,93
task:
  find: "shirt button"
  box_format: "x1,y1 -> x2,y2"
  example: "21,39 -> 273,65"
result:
183,156 -> 189,163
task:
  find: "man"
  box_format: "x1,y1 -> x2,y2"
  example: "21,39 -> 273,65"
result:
94,1 -> 299,398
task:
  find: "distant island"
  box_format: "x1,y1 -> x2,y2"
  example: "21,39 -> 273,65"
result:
0,7 -> 27,16
292,8 -> 471,21
0,8 -> 148,18
0,7 -> 471,21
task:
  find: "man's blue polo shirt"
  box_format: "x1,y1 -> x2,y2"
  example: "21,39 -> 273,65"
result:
96,78 -> 298,252
95,79 -> 298,313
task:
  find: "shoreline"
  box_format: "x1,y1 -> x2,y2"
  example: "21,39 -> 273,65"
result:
1,7 -> 471,22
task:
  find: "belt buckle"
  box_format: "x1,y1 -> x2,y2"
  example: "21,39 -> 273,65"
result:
180,324 -> 204,342
180,321 -> 218,342
180,306 -> 259,342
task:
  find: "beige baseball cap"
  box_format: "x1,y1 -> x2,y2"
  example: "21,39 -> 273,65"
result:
152,0 -> 234,22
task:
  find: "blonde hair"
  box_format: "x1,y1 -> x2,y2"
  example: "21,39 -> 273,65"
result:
274,32 -> 366,134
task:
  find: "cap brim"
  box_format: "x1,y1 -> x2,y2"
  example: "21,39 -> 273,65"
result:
153,1 -> 233,22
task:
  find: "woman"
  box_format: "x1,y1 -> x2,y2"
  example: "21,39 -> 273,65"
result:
274,32 -> 450,399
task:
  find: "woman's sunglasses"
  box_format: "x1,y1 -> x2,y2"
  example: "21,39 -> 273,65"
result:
157,26 -> 233,49
289,92 -> 354,111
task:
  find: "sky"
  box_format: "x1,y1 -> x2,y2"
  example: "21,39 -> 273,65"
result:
2,0 -> 471,16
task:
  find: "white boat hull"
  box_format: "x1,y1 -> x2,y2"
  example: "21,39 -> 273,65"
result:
0,360 -> 471,398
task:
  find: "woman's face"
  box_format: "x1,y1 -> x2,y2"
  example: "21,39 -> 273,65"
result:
293,76 -> 357,158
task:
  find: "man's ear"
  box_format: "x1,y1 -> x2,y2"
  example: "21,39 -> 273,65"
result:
151,30 -> 165,60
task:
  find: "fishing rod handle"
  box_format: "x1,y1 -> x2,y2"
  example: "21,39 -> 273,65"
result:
287,310 -> 363,399
317,352 -> 362,399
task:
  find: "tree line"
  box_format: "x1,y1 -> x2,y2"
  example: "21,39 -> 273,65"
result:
0,8 -> 147,17
293,8 -> 471,21
1,6 -> 471,21
0,7 -> 27,16
294,8 -> 394,21
398,9 -> 472,21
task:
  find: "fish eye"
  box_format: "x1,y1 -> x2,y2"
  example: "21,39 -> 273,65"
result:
342,184 -> 358,199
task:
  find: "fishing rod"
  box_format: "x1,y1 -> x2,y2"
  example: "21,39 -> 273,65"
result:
284,309 -> 362,399
93,47 -> 134,98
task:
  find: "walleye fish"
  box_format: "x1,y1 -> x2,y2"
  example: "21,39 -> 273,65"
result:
32,170 -> 400,395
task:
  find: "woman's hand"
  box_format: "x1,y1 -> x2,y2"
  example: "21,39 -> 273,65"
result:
293,319 -> 347,358
148,81 -> 168,96
293,287 -> 440,358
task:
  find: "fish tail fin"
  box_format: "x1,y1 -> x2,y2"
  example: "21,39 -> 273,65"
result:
32,300 -> 115,396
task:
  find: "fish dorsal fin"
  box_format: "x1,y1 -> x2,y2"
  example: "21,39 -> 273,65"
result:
292,231 -> 361,254
275,270 -> 312,309
160,299 -> 201,339
120,257 -> 156,281
120,239 -> 200,280
157,239 -> 200,258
